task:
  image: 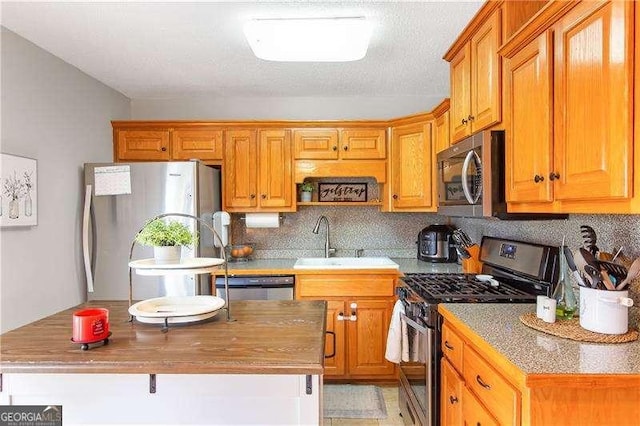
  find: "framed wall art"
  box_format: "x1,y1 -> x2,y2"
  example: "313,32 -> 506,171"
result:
1,153 -> 37,227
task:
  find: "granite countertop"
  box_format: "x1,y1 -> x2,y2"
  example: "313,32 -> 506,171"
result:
440,303 -> 640,375
0,300 -> 326,375
220,257 -> 462,275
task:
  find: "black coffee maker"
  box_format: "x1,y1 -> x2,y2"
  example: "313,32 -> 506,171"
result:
417,224 -> 457,263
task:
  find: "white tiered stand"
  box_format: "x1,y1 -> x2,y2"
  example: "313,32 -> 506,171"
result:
127,212 -> 232,331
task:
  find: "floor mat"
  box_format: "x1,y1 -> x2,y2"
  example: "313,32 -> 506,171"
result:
323,384 -> 388,419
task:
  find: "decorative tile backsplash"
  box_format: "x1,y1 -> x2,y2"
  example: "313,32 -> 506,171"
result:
230,209 -> 640,327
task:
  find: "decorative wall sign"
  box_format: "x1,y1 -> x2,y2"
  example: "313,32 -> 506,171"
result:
318,183 -> 367,202
0,153 -> 37,227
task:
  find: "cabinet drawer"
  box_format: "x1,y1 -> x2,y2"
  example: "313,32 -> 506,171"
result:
296,275 -> 395,298
462,386 -> 499,426
463,345 -> 519,426
441,322 -> 464,372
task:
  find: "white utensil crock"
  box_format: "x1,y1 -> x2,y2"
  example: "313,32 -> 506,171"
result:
579,287 -> 633,334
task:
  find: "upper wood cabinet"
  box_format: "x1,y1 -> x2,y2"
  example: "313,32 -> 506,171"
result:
502,0 -> 635,213
116,129 -> 171,161
433,99 -> 451,154
387,118 -> 436,212
447,8 -> 502,143
293,128 -> 385,160
223,129 -> 294,212
113,124 -> 223,163
172,129 -> 223,161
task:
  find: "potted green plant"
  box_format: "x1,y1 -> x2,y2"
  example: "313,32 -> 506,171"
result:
300,182 -> 314,202
135,219 -> 197,264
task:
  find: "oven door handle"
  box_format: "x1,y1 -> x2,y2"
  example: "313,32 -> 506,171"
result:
461,149 -> 482,204
401,313 -> 428,333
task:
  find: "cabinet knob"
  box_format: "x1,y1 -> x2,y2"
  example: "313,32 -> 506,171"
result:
468,114 -> 475,122
343,145 -> 348,151
161,147 -> 167,152
337,312 -> 345,321
444,341 -> 454,350
461,118 -> 468,125
449,395 -> 458,404
250,194 -> 256,199
332,146 -> 338,151
261,194 -> 267,199
549,172 -> 560,181
534,174 -> 545,183
393,194 -> 398,200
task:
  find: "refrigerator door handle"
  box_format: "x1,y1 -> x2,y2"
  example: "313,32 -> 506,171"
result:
83,184 -> 94,293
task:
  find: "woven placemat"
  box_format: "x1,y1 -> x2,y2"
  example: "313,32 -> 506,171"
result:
519,312 -> 638,343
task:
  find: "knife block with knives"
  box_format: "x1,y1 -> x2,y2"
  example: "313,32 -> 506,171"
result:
462,244 -> 483,274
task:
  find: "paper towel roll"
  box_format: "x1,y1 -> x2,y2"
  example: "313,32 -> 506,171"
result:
245,213 -> 280,228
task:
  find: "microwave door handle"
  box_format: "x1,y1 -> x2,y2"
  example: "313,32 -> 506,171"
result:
461,150 -> 482,204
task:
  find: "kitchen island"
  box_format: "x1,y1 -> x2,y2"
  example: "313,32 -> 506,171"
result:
439,303 -> 640,425
0,300 -> 326,425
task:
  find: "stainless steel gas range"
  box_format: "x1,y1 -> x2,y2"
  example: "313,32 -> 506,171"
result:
396,236 -> 561,426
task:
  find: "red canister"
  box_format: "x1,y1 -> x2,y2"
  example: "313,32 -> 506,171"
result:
72,308 -> 109,342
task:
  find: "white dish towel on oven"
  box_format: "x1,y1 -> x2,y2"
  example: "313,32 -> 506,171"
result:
385,300 -> 409,363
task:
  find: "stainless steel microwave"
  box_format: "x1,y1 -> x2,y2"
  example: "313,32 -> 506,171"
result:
436,130 -> 566,220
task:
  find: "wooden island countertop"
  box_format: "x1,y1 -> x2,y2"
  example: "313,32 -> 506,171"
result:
0,299 -> 327,375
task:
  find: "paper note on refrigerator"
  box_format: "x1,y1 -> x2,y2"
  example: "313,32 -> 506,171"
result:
94,165 -> 132,195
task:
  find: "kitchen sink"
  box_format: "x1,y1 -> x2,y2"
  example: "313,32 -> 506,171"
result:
293,257 -> 399,270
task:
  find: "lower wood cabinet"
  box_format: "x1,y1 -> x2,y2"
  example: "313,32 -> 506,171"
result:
296,272 -> 398,380
441,314 -> 640,426
442,321 -> 517,426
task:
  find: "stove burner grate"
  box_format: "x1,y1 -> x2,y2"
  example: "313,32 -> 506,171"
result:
402,273 -> 536,302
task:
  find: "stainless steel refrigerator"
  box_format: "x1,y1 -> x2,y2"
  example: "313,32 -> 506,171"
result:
82,161 -> 221,300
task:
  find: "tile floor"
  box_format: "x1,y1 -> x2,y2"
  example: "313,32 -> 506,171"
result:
323,386 -> 405,426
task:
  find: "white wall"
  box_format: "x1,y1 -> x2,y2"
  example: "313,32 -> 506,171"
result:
0,28 -> 130,332
131,95 -> 440,120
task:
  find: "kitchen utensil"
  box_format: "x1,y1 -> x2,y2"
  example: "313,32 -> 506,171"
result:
457,229 -> 473,248
616,257 -> 640,290
563,246 -> 587,287
597,260 -> 628,282
579,287 -> 633,334
580,225 -> 599,256
599,269 -> 617,291
611,246 -> 624,262
583,264 -> 604,290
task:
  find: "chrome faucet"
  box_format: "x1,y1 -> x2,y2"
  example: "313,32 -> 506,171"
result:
312,215 -> 336,258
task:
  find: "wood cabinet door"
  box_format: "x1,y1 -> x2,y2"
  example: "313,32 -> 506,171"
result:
346,299 -> 395,377
116,130 -> 170,161
223,130 -> 257,209
390,122 -> 435,210
258,129 -> 293,209
450,44 -> 472,143
504,31 -> 554,203
434,109 -> 450,154
324,300 -> 346,378
172,129 -> 223,161
293,129 -> 339,159
441,359 -> 463,426
462,387 -> 498,426
553,0 -> 633,201
339,129 -> 386,159
470,8 -> 501,133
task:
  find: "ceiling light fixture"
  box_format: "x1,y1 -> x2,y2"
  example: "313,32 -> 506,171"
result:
243,17 -> 372,62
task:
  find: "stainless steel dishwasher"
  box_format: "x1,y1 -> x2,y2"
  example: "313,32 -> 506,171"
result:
215,275 -> 295,300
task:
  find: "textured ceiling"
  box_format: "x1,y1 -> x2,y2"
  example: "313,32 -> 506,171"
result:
1,1 -> 483,100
